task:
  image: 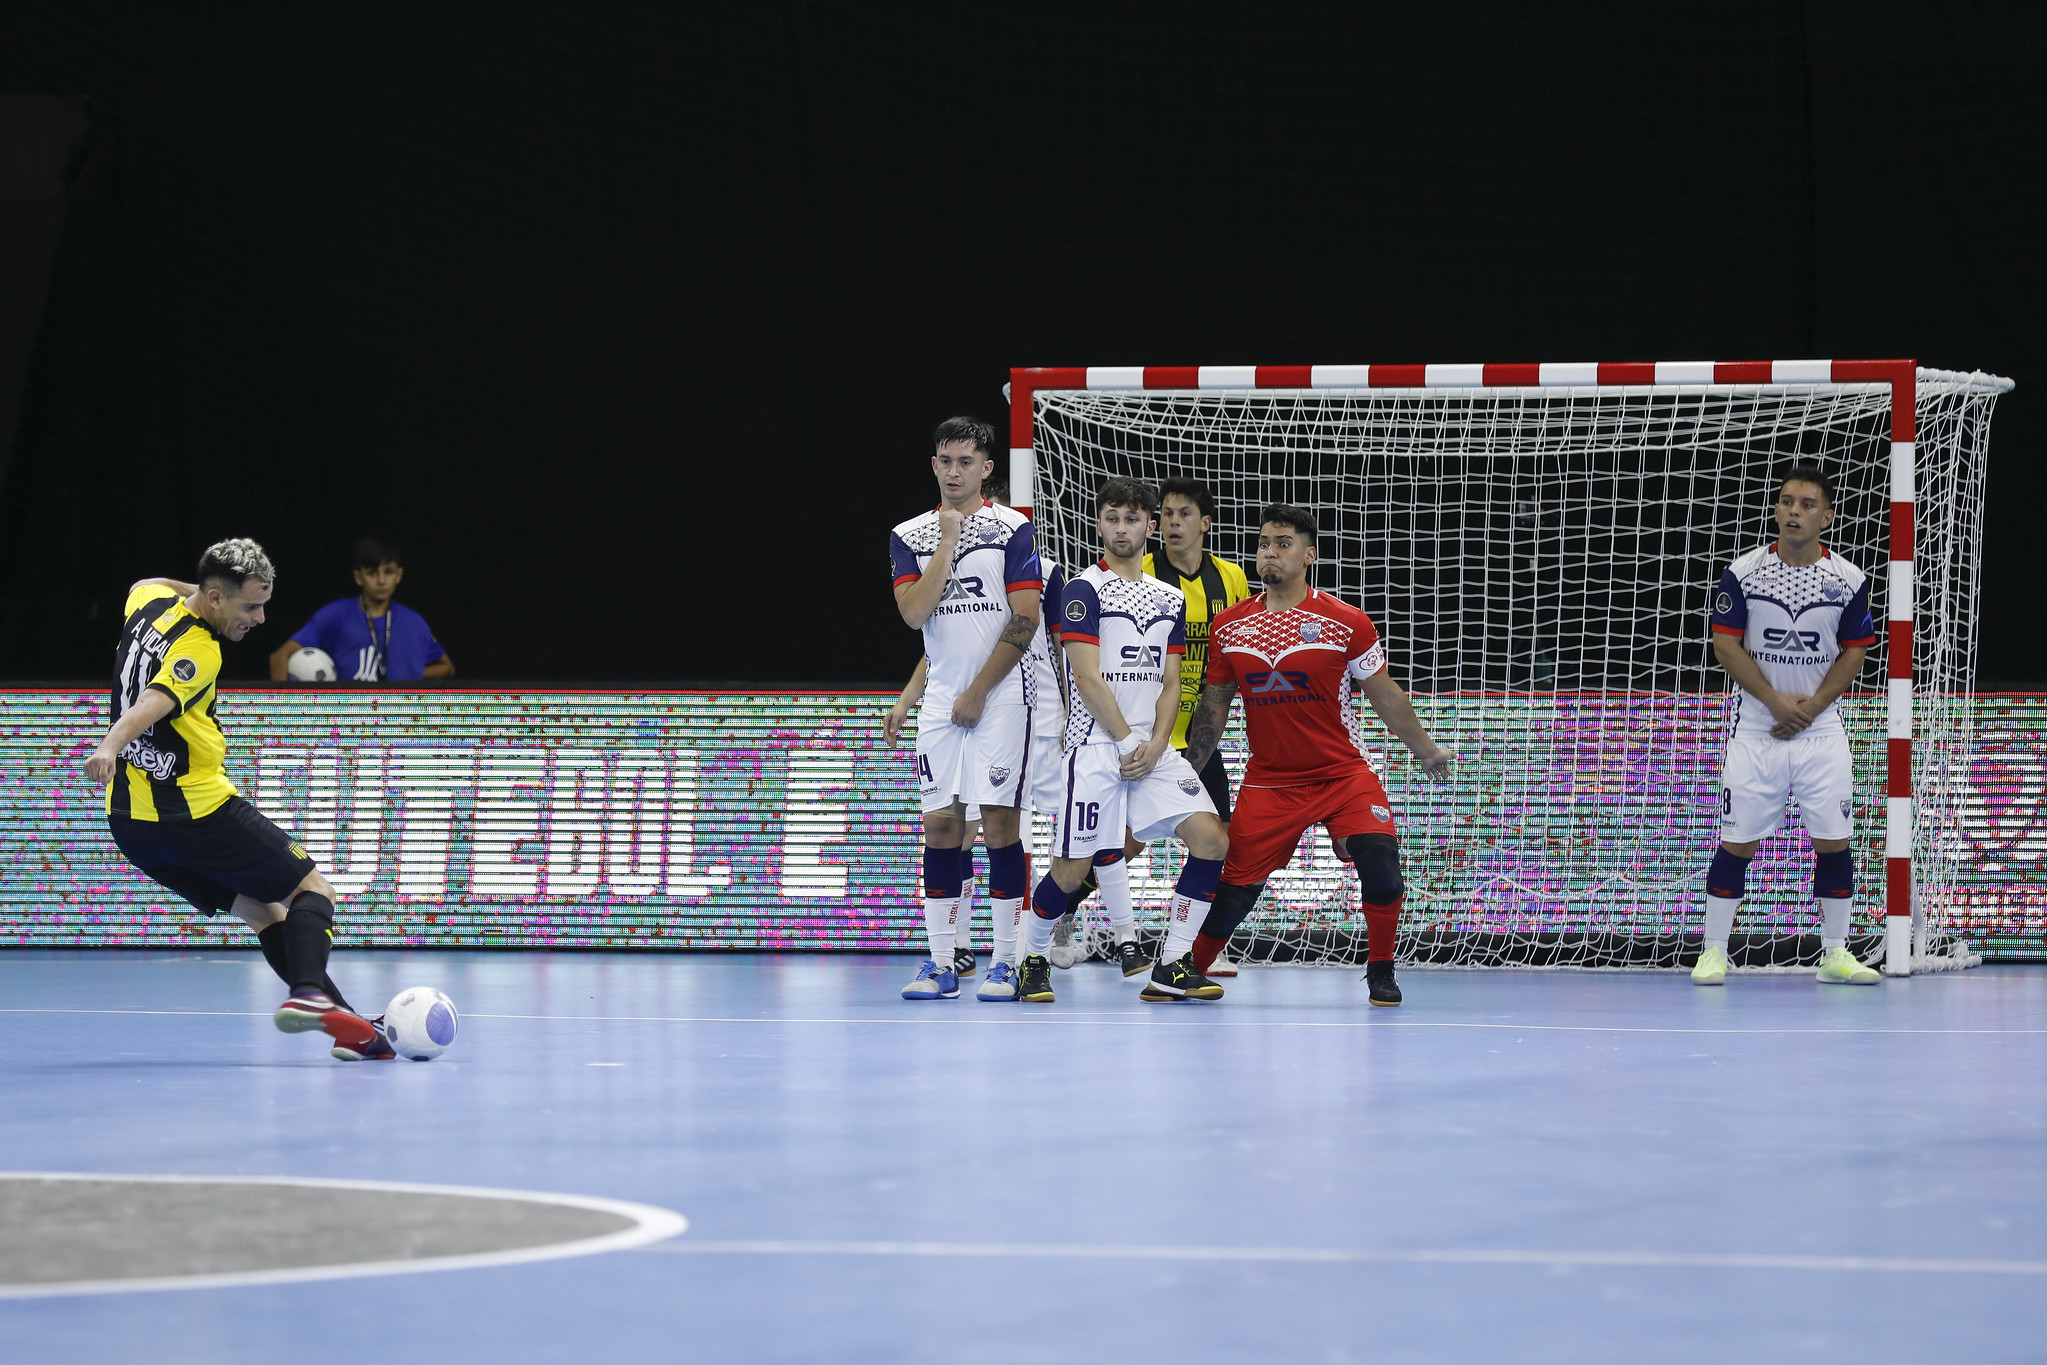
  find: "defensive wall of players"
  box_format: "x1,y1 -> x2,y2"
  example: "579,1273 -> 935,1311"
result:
3,687 -> 2041,956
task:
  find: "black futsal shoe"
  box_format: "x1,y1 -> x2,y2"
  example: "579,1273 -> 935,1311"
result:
953,946 -> 978,978
1116,939 -> 1153,977
1140,953 -> 1223,1002
1364,959 -> 1402,1007
1018,954 -> 1056,1003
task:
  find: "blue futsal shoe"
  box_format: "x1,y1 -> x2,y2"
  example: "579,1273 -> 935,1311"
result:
976,960 -> 1019,1001
901,959 -> 960,1000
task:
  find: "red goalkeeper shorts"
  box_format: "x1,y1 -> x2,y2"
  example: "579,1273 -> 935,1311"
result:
1222,770 -> 1397,886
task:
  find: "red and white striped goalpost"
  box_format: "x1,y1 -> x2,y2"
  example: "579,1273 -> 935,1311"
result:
1009,360 -> 1923,974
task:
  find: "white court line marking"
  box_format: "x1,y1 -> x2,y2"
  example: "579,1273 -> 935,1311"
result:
0,1008 -> 2040,1037
645,1238 -> 2047,1276
0,1172 -> 686,1300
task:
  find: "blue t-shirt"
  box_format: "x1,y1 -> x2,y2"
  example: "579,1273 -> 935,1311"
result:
293,599 -> 446,682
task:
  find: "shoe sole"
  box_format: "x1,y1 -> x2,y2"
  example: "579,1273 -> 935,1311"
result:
1369,997 -> 1401,1007
976,990 -> 1017,1001
1692,976 -> 1727,986
901,990 -> 960,1000
1020,993 -> 1055,1003
1817,975 -> 1880,986
955,962 -> 978,977
1119,962 -> 1151,978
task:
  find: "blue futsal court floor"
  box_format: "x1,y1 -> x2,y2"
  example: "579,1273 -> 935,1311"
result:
2,949 -> 2043,1364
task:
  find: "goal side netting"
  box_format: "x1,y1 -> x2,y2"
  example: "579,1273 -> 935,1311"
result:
1022,366 -> 2008,971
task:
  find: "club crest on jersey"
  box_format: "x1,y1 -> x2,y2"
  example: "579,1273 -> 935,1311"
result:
1179,777 -> 1203,795
1372,805 -> 1391,823
1839,799 -> 1851,820
1820,580 -> 1850,604
989,765 -> 1011,786
1298,620 -> 1321,642
172,657 -> 197,682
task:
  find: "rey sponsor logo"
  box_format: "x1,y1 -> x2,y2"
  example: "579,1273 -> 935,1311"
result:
118,739 -> 180,782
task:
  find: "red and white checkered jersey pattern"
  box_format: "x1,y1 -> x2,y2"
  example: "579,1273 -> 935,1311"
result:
1207,589 -> 1387,788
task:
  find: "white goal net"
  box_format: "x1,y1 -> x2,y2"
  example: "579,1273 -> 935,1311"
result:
1026,368 -> 2009,970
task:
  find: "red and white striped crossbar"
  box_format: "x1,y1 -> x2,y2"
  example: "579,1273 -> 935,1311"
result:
1009,359 -> 1921,974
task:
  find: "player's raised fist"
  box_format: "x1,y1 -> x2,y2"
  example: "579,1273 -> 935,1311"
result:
936,505 -> 966,540
83,747 -> 117,784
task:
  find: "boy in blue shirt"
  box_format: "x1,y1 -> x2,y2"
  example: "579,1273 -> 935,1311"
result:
269,538 -> 455,682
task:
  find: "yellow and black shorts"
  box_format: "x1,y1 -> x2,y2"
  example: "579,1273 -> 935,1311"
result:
108,797 -> 317,916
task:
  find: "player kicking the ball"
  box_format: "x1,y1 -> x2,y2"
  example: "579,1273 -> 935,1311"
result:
889,418 -> 1042,1000
1694,463 -> 1881,987
1183,505 -> 1452,1006
81,539 -> 391,1060
1020,478 -> 1229,1004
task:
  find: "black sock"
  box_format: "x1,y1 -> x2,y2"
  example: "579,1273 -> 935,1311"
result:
282,892 -> 337,995
259,920 -> 354,1011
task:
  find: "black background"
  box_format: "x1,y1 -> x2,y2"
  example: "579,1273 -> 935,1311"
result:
0,4 -> 2037,685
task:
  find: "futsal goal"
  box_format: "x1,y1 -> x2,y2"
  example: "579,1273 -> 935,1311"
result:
1012,361 -> 2010,974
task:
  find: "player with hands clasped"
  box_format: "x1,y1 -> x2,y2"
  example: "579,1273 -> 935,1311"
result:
1182,505 -> 1452,1006
82,539 -> 391,1060
1019,478 -> 1230,1004
1695,463 -> 1880,987
888,418 -> 1042,1000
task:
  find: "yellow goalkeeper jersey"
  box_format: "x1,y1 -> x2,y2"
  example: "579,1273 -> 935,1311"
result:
1142,550 -> 1252,748
106,584 -> 237,821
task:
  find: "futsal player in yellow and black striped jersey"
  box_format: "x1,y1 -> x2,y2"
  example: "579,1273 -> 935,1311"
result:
83,538 -> 387,1060
1140,478 -> 1251,824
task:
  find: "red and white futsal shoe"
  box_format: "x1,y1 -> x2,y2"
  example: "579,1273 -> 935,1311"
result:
331,1016 -> 398,1062
1207,949 -> 1238,978
273,993 -> 379,1053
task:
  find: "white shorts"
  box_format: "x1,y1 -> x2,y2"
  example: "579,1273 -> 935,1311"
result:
1049,744 -> 1216,860
915,701 -> 1034,815
1718,729 -> 1854,843
1027,718 -> 1067,816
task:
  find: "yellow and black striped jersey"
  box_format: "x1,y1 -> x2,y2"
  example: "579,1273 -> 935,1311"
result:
1142,551 -> 1252,747
107,584 -> 237,821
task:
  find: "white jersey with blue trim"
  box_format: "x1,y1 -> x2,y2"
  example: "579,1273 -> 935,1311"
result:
889,501 -> 1042,711
1710,542 -> 1876,738
1054,563 -> 1187,751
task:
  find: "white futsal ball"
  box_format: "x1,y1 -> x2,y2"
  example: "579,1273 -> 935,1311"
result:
383,986 -> 459,1061
287,646 -> 337,682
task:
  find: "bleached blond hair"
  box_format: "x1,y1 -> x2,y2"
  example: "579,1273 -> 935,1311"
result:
196,537 -> 276,589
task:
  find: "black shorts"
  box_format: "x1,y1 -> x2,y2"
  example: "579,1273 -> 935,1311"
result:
1190,745 -> 1233,823
108,796 -> 316,917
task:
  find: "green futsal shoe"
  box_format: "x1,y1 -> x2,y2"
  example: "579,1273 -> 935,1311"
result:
1816,946 -> 1881,985
1691,945 -> 1731,986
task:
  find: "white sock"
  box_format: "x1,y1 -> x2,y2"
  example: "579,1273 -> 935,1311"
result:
923,896 -> 956,966
955,871 -> 978,954
1820,897 -> 1851,951
1097,857 -> 1137,943
1703,895 -> 1738,951
1025,909 -> 1056,957
992,897 -> 1023,965
1162,892 -> 1204,961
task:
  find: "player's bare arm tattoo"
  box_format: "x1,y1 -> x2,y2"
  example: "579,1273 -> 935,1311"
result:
1183,681 -> 1238,771
997,611 -> 1037,653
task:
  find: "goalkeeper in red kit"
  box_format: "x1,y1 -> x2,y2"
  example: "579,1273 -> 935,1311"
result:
1182,505 -> 1453,1005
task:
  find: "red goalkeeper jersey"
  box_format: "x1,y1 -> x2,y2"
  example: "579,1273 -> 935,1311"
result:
1206,589 -> 1388,788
